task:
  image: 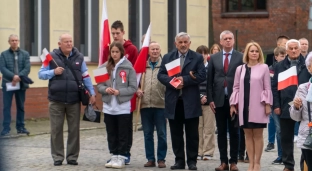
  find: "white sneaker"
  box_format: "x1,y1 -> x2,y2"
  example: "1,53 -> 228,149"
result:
105,155 -> 118,168
112,155 -> 127,169
294,135 -> 298,143
203,155 -> 212,160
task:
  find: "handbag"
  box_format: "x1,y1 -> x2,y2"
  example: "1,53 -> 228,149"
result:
83,104 -> 101,123
64,59 -> 90,106
304,101 -> 312,150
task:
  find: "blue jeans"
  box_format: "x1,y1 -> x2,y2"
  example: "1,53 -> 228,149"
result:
294,121 -> 299,136
271,112 -> 282,158
2,89 -> 26,131
141,108 -> 167,161
268,113 -> 276,143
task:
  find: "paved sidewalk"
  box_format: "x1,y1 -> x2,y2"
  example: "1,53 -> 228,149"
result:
0,116 -> 302,171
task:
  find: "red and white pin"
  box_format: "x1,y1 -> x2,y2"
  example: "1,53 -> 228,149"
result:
119,70 -> 127,83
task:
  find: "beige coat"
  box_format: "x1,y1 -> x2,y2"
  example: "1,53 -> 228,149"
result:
140,57 -> 165,109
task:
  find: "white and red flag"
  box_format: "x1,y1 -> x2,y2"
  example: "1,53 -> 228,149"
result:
165,58 -> 181,77
133,23 -> 151,86
93,67 -> 110,83
98,0 -> 111,66
278,66 -> 298,90
40,48 -> 52,67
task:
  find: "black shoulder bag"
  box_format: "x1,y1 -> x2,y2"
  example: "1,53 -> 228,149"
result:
64,59 -> 90,106
304,101 -> 312,149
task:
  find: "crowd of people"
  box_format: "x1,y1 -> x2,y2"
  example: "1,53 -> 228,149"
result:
1,20 -> 312,171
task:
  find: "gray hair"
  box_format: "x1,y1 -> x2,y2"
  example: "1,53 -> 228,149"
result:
149,41 -> 161,48
306,52 -> 312,67
175,32 -> 190,42
220,30 -> 234,40
286,39 -> 301,50
58,33 -> 72,42
8,34 -> 18,41
299,37 -> 308,42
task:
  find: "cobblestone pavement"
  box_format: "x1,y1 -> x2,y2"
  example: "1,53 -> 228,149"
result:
0,124 -> 301,171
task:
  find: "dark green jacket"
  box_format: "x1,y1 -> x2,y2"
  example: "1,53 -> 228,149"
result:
0,48 -> 31,90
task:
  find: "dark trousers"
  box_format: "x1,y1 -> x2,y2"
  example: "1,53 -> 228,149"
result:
302,149 -> 312,171
280,118 -> 296,170
215,97 -> 239,164
168,99 -> 199,166
127,112 -> 133,155
104,113 -> 131,156
2,89 -> 26,130
238,127 -> 246,157
49,101 -> 81,162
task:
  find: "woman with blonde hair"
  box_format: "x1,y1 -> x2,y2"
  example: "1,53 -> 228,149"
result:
209,44 -> 221,55
230,42 -> 273,171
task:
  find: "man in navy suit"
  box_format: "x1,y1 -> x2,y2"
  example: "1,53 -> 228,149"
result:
207,30 -> 243,171
158,32 -> 206,170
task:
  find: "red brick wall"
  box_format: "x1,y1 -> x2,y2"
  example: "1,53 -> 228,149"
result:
212,0 -> 312,54
0,86 -> 104,120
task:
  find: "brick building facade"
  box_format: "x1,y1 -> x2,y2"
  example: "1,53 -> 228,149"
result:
211,0 -> 312,54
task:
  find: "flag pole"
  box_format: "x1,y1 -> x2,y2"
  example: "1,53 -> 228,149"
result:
134,72 -> 145,132
52,58 -> 59,67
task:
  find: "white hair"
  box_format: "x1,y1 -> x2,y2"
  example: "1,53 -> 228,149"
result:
8,34 -> 18,41
286,39 -> 301,50
220,30 -> 234,40
306,52 -> 312,67
175,32 -> 190,42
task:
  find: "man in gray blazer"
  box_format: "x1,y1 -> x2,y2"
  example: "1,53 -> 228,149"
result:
207,30 -> 243,171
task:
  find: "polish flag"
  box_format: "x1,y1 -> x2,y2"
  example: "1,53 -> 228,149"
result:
165,58 -> 181,77
278,66 -> 298,90
134,23 -> 151,86
93,67 -> 110,83
40,48 -> 52,67
98,0 -> 111,66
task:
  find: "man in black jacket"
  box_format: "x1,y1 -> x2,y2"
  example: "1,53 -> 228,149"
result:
265,35 -> 289,67
272,39 -> 311,171
38,33 -> 96,166
158,32 -> 206,170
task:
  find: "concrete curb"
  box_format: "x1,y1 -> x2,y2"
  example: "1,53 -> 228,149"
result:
0,126 -> 106,139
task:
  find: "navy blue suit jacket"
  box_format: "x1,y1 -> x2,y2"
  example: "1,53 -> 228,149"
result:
157,49 -> 206,119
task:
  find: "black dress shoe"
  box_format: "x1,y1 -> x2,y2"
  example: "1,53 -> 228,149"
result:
67,160 -> 78,165
188,164 -> 197,170
170,163 -> 185,170
54,161 -> 62,166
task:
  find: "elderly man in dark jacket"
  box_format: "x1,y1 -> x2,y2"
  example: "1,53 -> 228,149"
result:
272,39 -> 311,171
0,34 -> 31,136
158,32 -> 206,170
38,33 -> 96,166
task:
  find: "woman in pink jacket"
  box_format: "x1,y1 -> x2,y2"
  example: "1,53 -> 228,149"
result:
230,42 -> 273,171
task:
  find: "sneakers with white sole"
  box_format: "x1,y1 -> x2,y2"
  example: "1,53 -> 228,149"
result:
203,155 -> 212,160
112,155 -> 127,169
105,155 -> 118,168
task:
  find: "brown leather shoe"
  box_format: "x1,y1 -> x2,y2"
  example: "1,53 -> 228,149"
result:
158,160 -> 166,168
215,163 -> 229,171
144,161 -> 156,167
230,163 -> 239,171
283,168 -> 294,171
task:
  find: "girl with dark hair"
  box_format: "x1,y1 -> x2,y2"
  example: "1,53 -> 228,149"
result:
97,42 -> 137,169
